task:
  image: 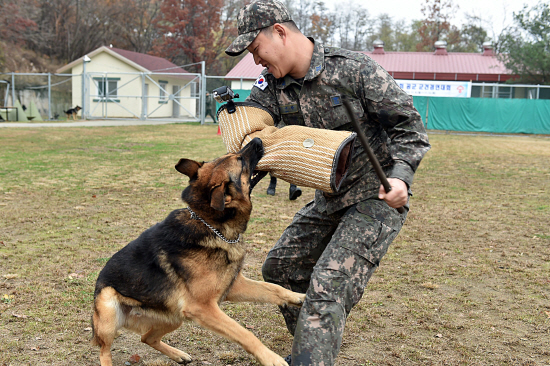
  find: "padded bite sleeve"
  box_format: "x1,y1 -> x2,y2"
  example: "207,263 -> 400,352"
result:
218,102 -> 356,193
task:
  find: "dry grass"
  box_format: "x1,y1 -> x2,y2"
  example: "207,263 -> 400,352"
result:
0,124 -> 549,366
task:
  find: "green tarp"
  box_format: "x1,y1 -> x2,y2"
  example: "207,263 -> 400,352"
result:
414,96 -> 550,135
215,89 -> 252,113
226,89 -> 550,135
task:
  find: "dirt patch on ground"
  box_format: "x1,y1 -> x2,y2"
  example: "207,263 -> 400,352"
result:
0,126 -> 549,365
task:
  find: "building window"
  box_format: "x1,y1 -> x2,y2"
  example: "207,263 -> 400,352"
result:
159,80 -> 168,103
94,77 -> 120,102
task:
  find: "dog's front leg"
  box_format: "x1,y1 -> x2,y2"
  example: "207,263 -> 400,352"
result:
184,301 -> 289,366
225,273 -> 305,307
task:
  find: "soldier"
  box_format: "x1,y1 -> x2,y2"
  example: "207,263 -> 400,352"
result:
225,1 -> 431,365
205,92 -> 217,123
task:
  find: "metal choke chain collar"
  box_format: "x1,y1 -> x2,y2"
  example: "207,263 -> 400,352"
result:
186,207 -> 241,244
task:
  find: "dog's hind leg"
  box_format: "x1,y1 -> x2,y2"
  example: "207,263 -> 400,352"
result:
141,322 -> 192,364
92,288 -> 121,366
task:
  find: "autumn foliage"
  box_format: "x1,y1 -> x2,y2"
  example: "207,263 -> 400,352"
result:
151,0 -> 233,74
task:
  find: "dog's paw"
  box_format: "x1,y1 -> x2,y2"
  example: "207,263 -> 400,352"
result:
171,350 -> 192,364
287,292 -> 306,307
255,348 -> 289,366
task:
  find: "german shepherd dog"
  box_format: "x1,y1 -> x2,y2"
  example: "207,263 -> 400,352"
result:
92,138 -> 304,366
64,105 -> 81,120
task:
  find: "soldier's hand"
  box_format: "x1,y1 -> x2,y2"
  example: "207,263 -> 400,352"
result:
378,178 -> 408,209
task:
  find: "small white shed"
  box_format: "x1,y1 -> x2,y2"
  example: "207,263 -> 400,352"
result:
57,46 -> 198,119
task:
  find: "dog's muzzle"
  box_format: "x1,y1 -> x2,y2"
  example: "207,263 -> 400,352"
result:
238,137 -> 265,191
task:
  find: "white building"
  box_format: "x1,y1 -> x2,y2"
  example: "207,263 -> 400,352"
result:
57,46 -> 198,119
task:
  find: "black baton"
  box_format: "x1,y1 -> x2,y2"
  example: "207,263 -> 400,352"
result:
342,100 -> 405,214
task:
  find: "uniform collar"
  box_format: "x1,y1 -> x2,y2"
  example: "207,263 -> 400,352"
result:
305,38 -> 325,81
276,38 -> 325,90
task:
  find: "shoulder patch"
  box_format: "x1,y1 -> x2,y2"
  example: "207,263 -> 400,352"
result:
254,74 -> 268,91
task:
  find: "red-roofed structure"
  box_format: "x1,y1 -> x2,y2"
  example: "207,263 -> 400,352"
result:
57,46 -> 189,75
109,47 -> 189,74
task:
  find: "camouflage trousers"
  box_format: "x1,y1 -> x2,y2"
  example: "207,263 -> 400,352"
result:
262,197 -> 407,366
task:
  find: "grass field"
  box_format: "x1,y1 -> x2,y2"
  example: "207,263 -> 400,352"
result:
0,124 -> 549,366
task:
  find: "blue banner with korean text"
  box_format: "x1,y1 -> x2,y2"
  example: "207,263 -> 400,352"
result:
398,79 -> 471,98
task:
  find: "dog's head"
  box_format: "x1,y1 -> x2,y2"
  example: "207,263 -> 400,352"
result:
75,106 -> 82,111
175,138 -> 264,220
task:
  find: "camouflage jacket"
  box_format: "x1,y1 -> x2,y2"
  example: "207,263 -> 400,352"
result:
247,39 -> 431,214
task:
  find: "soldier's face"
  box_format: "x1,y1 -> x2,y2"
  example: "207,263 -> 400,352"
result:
247,30 -> 288,79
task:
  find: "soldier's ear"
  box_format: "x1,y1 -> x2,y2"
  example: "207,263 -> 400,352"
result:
274,23 -> 286,40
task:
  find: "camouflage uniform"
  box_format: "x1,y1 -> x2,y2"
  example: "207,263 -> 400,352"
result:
225,2 -> 431,365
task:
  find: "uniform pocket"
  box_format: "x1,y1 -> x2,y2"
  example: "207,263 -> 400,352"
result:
355,199 -> 405,230
338,199 -> 405,266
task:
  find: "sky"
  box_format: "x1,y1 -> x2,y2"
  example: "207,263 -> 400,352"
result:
321,0 -> 546,37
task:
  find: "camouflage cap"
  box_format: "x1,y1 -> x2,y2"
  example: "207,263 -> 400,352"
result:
225,0 -> 292,57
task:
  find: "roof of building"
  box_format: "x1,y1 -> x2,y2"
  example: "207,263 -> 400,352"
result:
109,47 -> 189,74
225,45 -> 514,83
225,53 -> 264,79
56,46 -> 190,75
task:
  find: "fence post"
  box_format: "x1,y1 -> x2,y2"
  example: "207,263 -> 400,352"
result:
82,63 -> 85,118
425,97 -> 430,129
141,73 -> 146,120
201,61 -> 206,125
11,73 -> 15,106
81,55 -> 90,119
48,73 -> 52,120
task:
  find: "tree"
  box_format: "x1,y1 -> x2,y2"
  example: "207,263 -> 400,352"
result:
394,20 -> 423,52
151,0 -> 224,72
0,1 -> 37,44
0,0 -> 37,71
16,0 -> 129,62
284,0 -> 313,35
370,14 -> 393,50
332,2 -> 371,51
499,2 -> 550,84
416,0 -> 457,51
445,14 -> 488,52
209,0 -> 245,75
115,0 -> 162,54
309,1 -> 333,45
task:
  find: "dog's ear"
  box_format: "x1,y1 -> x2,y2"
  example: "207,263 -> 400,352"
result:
210,183 -> 226,211
175,159 -> 203,178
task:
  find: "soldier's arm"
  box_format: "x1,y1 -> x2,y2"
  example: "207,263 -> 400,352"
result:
358,62 -> 431,189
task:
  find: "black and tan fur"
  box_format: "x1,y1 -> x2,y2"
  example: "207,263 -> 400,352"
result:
64,105 -> 81,120
92,138 -> 304,366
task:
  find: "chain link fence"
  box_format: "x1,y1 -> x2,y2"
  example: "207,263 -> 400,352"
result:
0,70 -> 209,123
0,73 -> 73,121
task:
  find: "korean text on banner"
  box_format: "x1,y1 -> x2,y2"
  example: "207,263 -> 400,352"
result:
397,80 -> 471,98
